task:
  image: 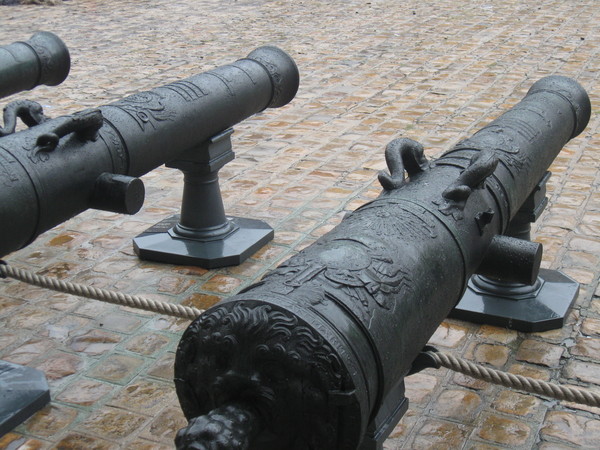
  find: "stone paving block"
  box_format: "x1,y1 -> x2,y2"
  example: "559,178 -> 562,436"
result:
147,352 -> 176,381
474,343 -> 510,368
0,332 -> 20,357
71,299 -> 115,319
68,329 -> 122,356
147,316 -> 189,334
40,315 -> 92,343
1,305 -> 60,331
404,372 -> 439,406
97,312 -> 142,334
87,354 -> 145,384
0,432 -> 48,449
562,267 -> 596,285
540,411 -> 600,447
124,332 -> 171,356
0,297 -> 29,316
199,274 -> 242,294
537,443 -> 580,450
563,359 -> 600,385
491,390 -> 541,418
475,324 -> 519,345
429,321 -> 468,348
412,418 -> 472,449
35,351 -> 83,383
127,439 -> 174,450
430,389 -> 482,423
157,275 -> 196,296
581,317 -> 600,336
55,379 -> 114,407
508,363 -> 552,382
22,404 -> 79,439
516,339 -> 565,368
138,406 -> 187,444
108,379 -> 176,416
570,336 -> 600,360
80,406 -> 149,440
2,339 -> 55,366
475,414 -> 531,446
453,372 -> 491,391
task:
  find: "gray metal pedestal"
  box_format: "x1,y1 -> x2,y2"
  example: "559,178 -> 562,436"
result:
450,269 -> 579,332
0,360 -> 50,437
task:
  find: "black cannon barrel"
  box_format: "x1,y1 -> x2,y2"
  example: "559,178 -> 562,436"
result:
0,46 -> 299,258
0,31 -> 70,100
174,76 -> 591,449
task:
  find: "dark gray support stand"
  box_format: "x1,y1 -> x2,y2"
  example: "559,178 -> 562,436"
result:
450,173 -> 579,332
0,360 -> 50,437
133,129 -> 274,269
359,382 -> 408,449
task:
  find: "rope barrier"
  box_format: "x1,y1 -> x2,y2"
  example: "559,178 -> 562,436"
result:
2,261 -> 598,408
426,350 -> 600,408
0,262 -> 203,320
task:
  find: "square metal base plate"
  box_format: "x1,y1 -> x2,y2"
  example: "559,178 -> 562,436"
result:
449,268 -> 579,332
0,360 -> 50,437
133,215 -> 274,269
360,381 -> 408,450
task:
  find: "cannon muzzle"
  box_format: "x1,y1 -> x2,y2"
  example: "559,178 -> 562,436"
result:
0,46 -> 299,258
0,32 -> 70,100
174,76 -> 590,449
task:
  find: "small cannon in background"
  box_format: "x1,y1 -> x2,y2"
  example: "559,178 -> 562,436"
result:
174,76 -> 591,449
0,31 -> 70,100
0,46 -> 299,264
0,31 -> 71,438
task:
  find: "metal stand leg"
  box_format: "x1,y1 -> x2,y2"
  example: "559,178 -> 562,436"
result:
0,360 -> 50,437
450,173 -> 579,332
133,129 -> 274,269
359,382 -> 408,450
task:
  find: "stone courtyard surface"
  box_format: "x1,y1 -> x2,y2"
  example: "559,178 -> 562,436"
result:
1,0 -> 599,448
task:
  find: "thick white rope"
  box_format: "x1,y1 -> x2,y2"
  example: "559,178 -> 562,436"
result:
427,351 -> 600,407
2,262 -> 598,407
0,262 -> 203,320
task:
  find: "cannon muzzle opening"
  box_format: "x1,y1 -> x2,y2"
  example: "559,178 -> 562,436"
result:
526,75 -> 591,139
245,46 -> 299,109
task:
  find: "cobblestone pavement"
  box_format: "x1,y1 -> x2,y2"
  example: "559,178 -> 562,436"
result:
1,0 -> 599,448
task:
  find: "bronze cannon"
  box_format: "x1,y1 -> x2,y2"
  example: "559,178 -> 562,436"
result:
0,46 -> 299,260
174,75 -> 591,449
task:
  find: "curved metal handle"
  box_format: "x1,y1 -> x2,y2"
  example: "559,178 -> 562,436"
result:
35,109 -> 104,152
0,100 -> 49,137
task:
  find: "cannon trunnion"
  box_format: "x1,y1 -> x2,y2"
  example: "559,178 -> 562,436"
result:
174,76 -> 591,449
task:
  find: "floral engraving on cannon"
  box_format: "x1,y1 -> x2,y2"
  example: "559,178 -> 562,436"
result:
98,124 -> 128,174
0,153 -> 19,187
110,91 -> 175,130
259,214 -> 424,327
355,201 -> 438,240
26,33 -> 57,80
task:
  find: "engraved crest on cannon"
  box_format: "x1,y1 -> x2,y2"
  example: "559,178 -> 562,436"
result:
110,91 -> 175,130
